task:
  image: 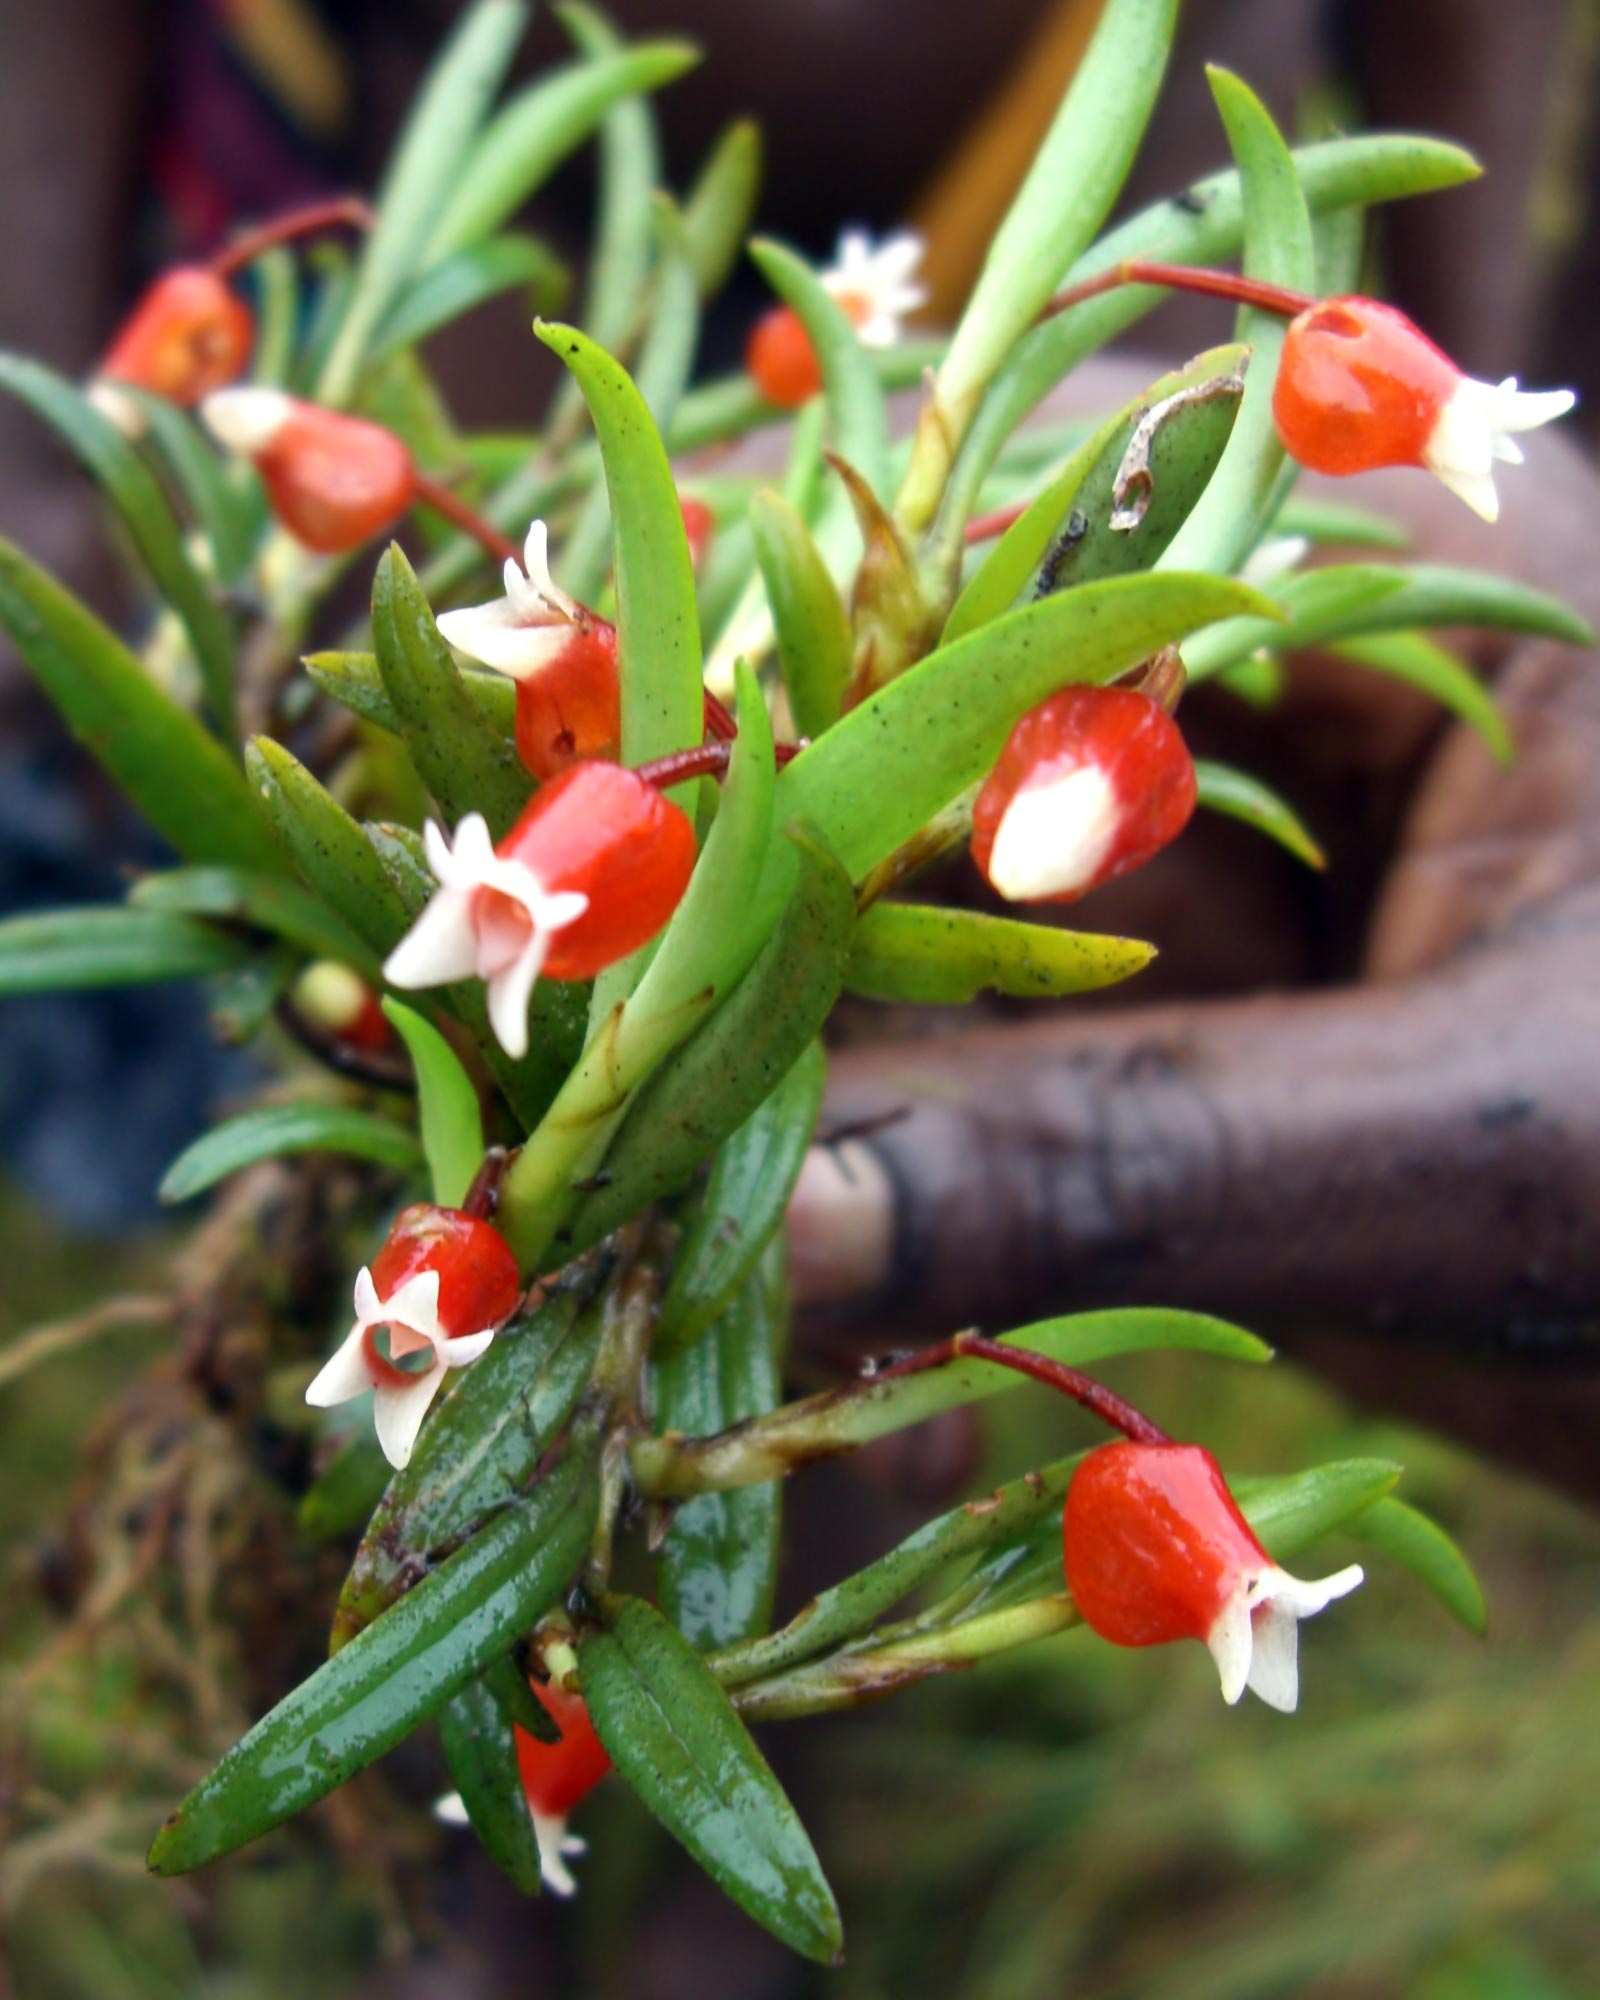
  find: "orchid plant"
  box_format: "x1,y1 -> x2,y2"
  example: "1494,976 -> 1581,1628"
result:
0,0 -> 1587,1961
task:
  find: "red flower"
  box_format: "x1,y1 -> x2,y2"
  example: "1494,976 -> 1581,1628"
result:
202,388 -> 416,553
746,230 -> 926,409
1064,1441 -> 1363,1711
383,763 -> 698,1056
305,1204 -> 522,1469
96,268 -> 252,411
970,686 -> 1195,903
1273,296 -> 1574,522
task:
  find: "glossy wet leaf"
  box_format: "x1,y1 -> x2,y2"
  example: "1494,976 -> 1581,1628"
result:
1230,1458 -> 1402,1560
749,487 -> 853,738
0,537 -> 278,871
160,1104 -> 424,1204
381,999 -> 484,1207
374,234 -> 570,360
845,902 -> 1157,1003
748,237 -> 891,501
437,1675 -> 544,1893
654,1251 -> 785,1649
426,39 -> 698,259
246,738 -> 414,956
304,648 -> 516,741
129,866 -> 382,979
1193,760 -> 1326,869
1345,1494 -> 1487,1634
1330,632 -> 1512,764
1156,69 -> 1314,577
776,571 -> 1272,882
317,0 -> 527,402
371,543 -> 533,837
557,827 -> 854,1258
579,1595 -> 842,1963
534,322 -> 702,776
0,908 -> 254,994
655,1040 -> 824,1361
147,1445 -> 595,1874
682,119 -> 762,297
334,1272 -> 607,1643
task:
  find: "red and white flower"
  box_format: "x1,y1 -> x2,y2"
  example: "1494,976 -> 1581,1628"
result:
202,387 -> 416,552
970,685 -> 1196,903
746,229 -> 927,407
93,268 -> 253,423
306,1204 -> 521,1470
1273,296 -> 1575,523
382,763 -> 698,1058
437,1676 -> 611,1896
1064,1441 -> 1364,1712
436,520 -> 621,779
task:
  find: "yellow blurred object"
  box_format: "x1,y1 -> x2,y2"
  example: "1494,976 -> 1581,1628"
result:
215,0 -> 350,137
911,0 -> 1109,320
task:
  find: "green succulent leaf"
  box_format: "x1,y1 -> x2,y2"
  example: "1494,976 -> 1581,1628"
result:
0,908 -> 254,995
654,1248 -> 786,1649
1231,1458 -> 1402,1559
682,119 -> 763,297
579,1594 -> 843,1964
1193,760 -> 1326,869
1345,1494 -> 1488,1634
1272,495 -> 1409,550
655,1039 -> 825,1362
374,234 -> 571,360
159,1104 -> 425,1204
304,648 -> 516,741
246,738 -> 414,957
749,487 -> 853,739
117,388 -> 259,584
1330,631 -> 1513,763
845,902 -> 1157,1004
437,1674 -> 544,1893
129,866 -> 382,979
147,1443 -> 595,1874
297,1431 -> 393,1542
381,999 -> 484,1207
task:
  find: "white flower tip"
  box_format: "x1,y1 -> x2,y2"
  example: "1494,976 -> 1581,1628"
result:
1209,1562 -> 1364,1714
201,386 -> 293,456
533,1812 -> 585,1898
434,1791 -> 471,1826
823,228 -> 928,347
986,765 -> 1119,902
87,379 -> 148,438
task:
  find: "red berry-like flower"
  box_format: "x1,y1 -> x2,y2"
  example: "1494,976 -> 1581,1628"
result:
746,229 -> 927,408
1273,295 -> 1574,522
96,268 -> 253,410
970,685 -> 1196,903
202,387 -> 416,553
437,1677 -> 611,1895
383,762 -> 698,1057
436,521 -> 621,780
1064,1441 -> 1363,1712
305,1203 -> 521,1469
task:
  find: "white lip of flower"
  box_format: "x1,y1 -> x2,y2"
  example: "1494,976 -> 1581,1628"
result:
435,519 -> 587,679
1206,1559 -> 1365,1712
1423,375 -> 1577,523
201,385 -> 295,456
987,763 -> 1120,901
381,811 -> 588,1060
434,1793 -> 589,1897
304,1266 -> 501,1470
822,229 -> 928,348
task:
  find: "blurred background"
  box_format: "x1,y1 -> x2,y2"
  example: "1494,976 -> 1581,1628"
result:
3,2 -> 1599,1996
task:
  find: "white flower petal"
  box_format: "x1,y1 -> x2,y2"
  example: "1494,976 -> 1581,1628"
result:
485,931 -> 551,1058
1428,458 -> 1501,523
383,887 -> 480,989
821,229 -> 927,349
438,1325 -> 499,1369
88,380 -> 148,437
986,765 -> 1120,901
352,1265 -> 383,1324
1487,378 -> 1577,433
305,1323 -> 373,1408
532,1812 -> 585,1898
438,602 -> 574,679
377,1268 -> 446,1352
433,1791 -> 471,1826
1263,1562 -> 1364,1619
531,888 -> 589,932
1206,1587 -> 1253,1706
372,1365 -> 447,1469
202,386 -> 293,456
1245,1600 -> 1301,1712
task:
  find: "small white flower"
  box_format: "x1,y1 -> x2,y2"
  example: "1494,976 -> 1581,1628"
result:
986,764 -> 1120,902
305,1265 -> 501,1470
1205,1558 -> 1364,1713
201,385 -> 295,456
1424,375 -> 1577,523
435,519 -> 586,679
381,812 -> 587,1059
823,229 -> 928,348
434,1792 -> 589,1896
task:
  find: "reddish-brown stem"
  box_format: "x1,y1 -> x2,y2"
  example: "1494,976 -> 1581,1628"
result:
411,473 -> 522,567
873,1331 -> 1170,1445
634,737 -> 802,789
964,502 -> 1028,545
208,196 -> 376,280
703,690 -> 739,741
1040,257 -> 1316,327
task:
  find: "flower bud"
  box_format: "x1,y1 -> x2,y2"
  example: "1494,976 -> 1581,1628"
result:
202,388 -> 416,552
290,961 -> 392,1052
305,1204 -> 521,1469
1273,295 -> 1575,523
383,763 -> 698,1057
970,685 -> 1196,903
97,268 -> 253,407
746,229 -> 926,408
1064,1441 -> 1363,1712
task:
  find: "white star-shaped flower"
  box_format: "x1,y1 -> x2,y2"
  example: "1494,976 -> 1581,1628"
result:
1206,1557 -> 1365,1713
823,229 -> 928,348
381,812 -> 587,1059
435,519 -> 585,679
305,1265 -> 501,1470
1424,375 -> 1577,523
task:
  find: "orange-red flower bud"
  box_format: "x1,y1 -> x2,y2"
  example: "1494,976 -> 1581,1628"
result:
99,268 -> 253,406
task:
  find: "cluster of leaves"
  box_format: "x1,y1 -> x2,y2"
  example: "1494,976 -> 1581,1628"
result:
0,0 -> 1581,1963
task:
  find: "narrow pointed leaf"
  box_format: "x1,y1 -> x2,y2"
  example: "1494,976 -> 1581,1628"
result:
0,908 -> 253,994
304,648 -> 516,741
298,1431 -> 392,1541
160,1104 -> 424,1204
580,1595 -> 842,1963
381,999 -> 484,1207
437,1675 -> 544,1893
246,738 -> 414,956
1344,1493 -> 1487,1633
1330,631 -> 1512,763
374,234 -> 570,360
845,902 -> 1157,1003
1230,1458 -> 1403,1558
129,866 -> 382,978
119,388 -> 258,584
1193,760 -> 1326,868
682,119 -> 763,297
749,488 -> 852,738
1273,496 -> 1408,550
147,1445 -> 595,1874
1182,563 -> 1410,678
